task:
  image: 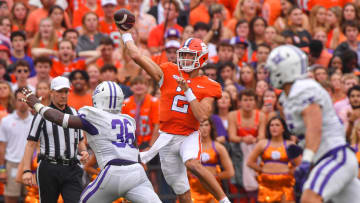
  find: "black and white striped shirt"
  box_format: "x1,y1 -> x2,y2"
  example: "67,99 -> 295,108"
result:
27,104 -> 83,159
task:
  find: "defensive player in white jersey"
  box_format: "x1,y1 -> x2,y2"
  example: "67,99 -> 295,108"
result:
21,81 -> 161,203
267,45 -> 360,203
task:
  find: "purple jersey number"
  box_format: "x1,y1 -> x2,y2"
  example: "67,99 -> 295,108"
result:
111,119 -> 136,148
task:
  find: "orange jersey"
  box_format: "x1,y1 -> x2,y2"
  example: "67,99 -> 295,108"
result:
122,94 -> 160,146
50,58 -> 86,77
159,62 -> 222,135
99,20 -> 121,47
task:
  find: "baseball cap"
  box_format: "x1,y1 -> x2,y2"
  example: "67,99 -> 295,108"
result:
101,0 -> 117,6
165,40 -> 180,49
51,76 -> 70,91
230,36 -> 248,47
164,28 -> 180,39
0,40 -> 10,55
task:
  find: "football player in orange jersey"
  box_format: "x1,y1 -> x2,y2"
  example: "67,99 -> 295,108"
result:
119,27 -> 231,203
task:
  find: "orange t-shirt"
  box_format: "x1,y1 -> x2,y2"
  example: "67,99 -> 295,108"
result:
99,19 -> 121,47
315,50 -> 332,67
95,58 -> 122,69
262,0 -> 282,26
151,51 -> 168,65
147,23 -> 183,48
72,4 -> 104,29
159,62 -> 222,135
122,94 -> 160,146
68,91 -> 93,110
189,3 -> 231,26
301,0 -> 344,11
50,58 -> 86,77
26,8 -> 71,35
218,0 -> 239,16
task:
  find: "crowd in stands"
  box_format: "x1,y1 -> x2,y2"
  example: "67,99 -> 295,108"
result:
0,0 -> 359,202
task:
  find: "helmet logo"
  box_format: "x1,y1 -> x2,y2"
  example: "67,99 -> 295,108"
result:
272,53 -> 285,65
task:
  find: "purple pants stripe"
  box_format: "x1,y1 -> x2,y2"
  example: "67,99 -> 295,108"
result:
310,154 -> 337,191
80,166 -> 105,199
319,148 -> 347,195
82,165 -> 111,203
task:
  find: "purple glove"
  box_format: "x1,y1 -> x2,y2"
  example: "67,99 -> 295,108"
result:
294,161 -> 311,193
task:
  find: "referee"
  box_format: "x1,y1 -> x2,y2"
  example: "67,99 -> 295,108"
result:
21,76 -> 89,203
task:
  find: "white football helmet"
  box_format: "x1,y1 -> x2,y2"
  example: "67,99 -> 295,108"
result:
266,45 -> 308,89
92,81 -> 124,113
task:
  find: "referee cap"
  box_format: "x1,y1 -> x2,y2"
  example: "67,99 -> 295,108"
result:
51,76 -> 70,91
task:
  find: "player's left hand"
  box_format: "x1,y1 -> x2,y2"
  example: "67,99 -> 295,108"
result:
294,161 -> 311,193
176,75 -> 189,92
21,88 -> 40,108
79,150 -> 90,164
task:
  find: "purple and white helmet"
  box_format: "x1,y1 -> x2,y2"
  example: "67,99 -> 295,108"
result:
266,45 -> 308,89
92,81 -> 124,113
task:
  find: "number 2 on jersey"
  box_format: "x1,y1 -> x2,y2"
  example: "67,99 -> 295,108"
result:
171,86 -> 189,113
111,119 -> 136,148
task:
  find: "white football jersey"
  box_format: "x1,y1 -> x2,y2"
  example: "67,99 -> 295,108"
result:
279,79 -> 346,162
78,106 -> 139,169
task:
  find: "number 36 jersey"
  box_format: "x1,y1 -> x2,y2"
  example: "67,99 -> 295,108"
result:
78,106 -> 139,169
159,62 -> 222,136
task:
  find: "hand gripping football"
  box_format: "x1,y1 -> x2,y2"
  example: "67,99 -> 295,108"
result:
114,9 -> 136,31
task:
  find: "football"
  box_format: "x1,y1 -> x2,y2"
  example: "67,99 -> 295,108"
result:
114,9 -> 136,31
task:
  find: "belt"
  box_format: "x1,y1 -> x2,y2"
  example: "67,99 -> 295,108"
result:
105,159 -> 137,168
38,154 -> 79,166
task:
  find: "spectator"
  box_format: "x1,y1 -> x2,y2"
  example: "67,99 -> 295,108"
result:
152,40 -> 180,65
96,36 -> 122,69
207,4 -> 233,41
335,73 -> 359,117
30,18 -> 58,56
248,17 -> 267,51
100,64 -> 133,99
274,0 -> 298,32
212,90 -> 234,143
35,81 -> 51,106
328,54 -> 343,72
264,26 -> 278,49
224,83 -> 238,105
72,0 -> 104,30
251,43 -> 271,68
256,63 -> 269,81
122,76 -> 160,150
25,0 -> 70,38
128,0 -> 157,45
309,39 -> 332,67
212,40 -> 234,64
255,80 -> 269,107
341,3 -> 360,25
86,64 -> 100,94
218,61 -> 244,92
147,0 -> 185,25
350,121 -> 360,178
0,17 -> 11,46
0,1 -> 9,18
260,89 -> 278,121
99,0 -> 119,46
193,22 -> 217,58
330,72 -> 346,103
180,25 -> 194,45
68,70 -> 92,110
62,29 -> 79,49
203,63 -> 217,81
334,21 -> 360,66
235,19 -> 250,41
346,86 -> 360,141
231,36 -> 249,68
48,5 -> 67,38
326,6 -> 342,50
313,65 -> 328,83
232,0 -> 259,24
188,118 -> 234,202
0,88 -> 33,203
10,2 -> 29,31
228,89 -> 266,202
10,31 -> 35,77
0,81 -> 13,121
309,5 -> 327,34
0,40 -> 10,66
282,7 -> 312,48
247,116 -> 299,203
239,65 -> 257,90
76,12 -> 106,53
341,49 -> 359,74
147,0 -> 183,54
27,56 -> 52,87
11,60 -> 35,92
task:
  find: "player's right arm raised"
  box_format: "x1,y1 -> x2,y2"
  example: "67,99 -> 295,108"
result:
119,29 -> 163,84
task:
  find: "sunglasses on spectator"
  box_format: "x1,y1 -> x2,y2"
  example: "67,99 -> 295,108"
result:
17,69 -> 29,73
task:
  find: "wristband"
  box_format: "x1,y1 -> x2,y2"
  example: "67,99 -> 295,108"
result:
184,88 -> 196,102
23,170 -> 32,174
122,33 -> 133,43
302,148 -> 315,163
62,114 -> 70,128
34,103 -> 45,113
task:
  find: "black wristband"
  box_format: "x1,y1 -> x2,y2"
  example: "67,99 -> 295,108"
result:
23,170 -> 32,174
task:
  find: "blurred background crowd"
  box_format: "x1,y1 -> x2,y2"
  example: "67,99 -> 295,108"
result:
0,0 -> 359,202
